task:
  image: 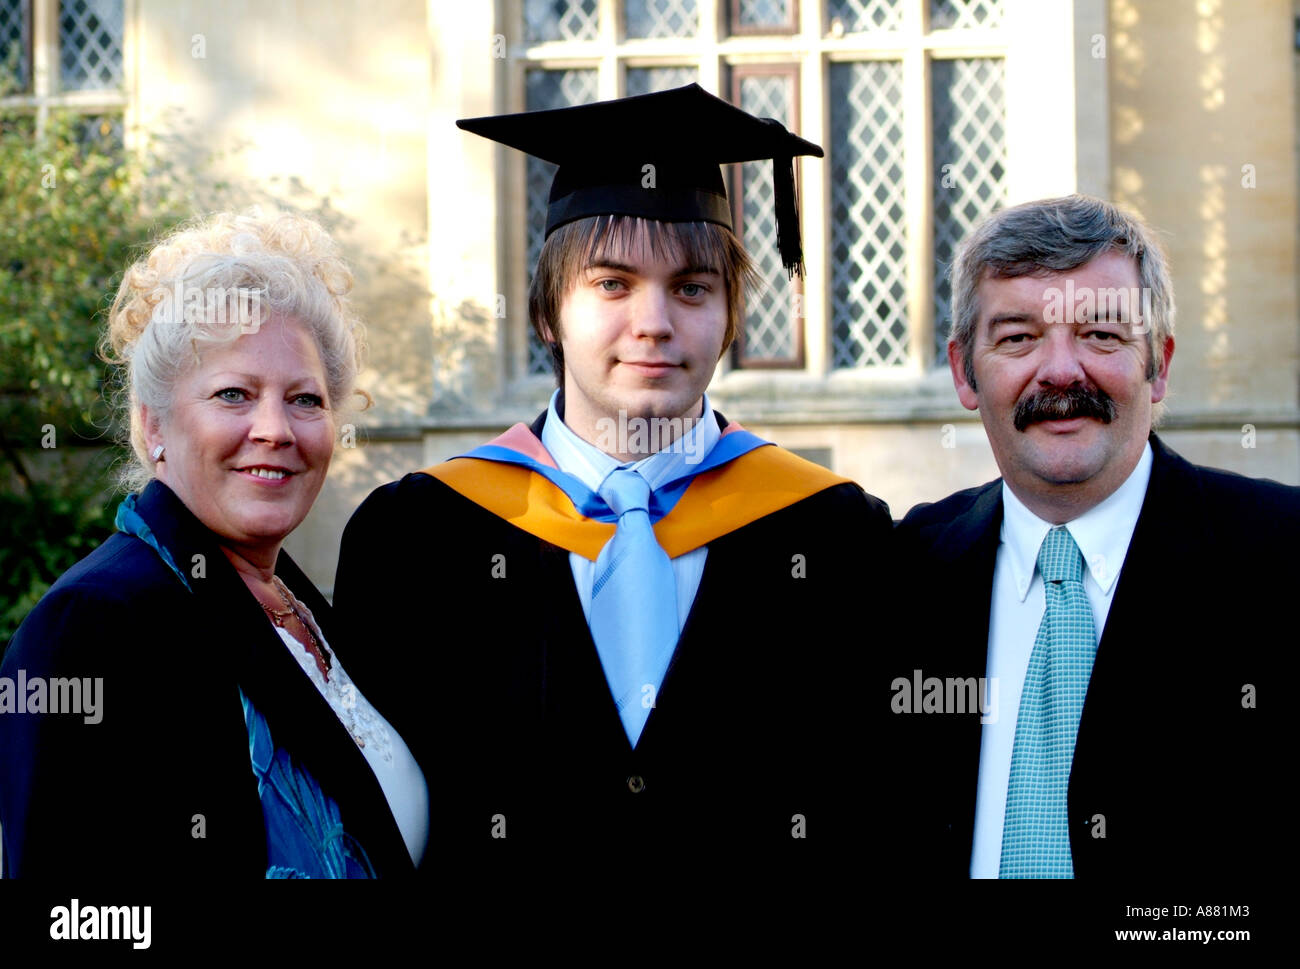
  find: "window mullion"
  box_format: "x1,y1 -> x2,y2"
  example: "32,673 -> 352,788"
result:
903,27 -> 932,373
31,0 -> 53,131
698,0 -> 720,90
733,63 -> 804,369
598,0 -> 618,95
798,0 -> 824,376
802,47 -> 827,375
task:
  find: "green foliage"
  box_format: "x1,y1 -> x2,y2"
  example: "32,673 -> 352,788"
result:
0,109 -> 191,649
0,463 -> 120,643
1,111 -> 189,438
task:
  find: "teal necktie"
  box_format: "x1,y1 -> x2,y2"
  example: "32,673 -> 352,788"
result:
999,526 -> 1097,878
589,469 -> 679,747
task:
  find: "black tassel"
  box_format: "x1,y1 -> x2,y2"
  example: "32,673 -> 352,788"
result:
772,154 -> 804,279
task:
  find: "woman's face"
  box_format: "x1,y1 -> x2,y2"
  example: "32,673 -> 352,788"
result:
145,314 -> 335,562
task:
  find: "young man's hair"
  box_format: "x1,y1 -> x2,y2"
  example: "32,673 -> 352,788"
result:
950,194 -> 1175,391
528,215 -> 760,384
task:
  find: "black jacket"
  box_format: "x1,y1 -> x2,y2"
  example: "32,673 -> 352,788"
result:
0,480 -> 415,878
887,434 -> 1295,881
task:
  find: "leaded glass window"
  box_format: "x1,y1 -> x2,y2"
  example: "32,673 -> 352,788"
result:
78,111 -> 121,150
1,0 -> 29,94
525,68 -> 600,375
930,0 -> 1003,31
931,57 -> 1007,357
625,0 -> 698,40
826,0 -> 904,34
731,0 -> 796,34
524,0 -> 599,43
733,67 -> 801,366
58,0 -> 123,91
830,60 -> 909,368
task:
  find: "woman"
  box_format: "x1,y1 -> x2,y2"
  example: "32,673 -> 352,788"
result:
0,211 -> 427,877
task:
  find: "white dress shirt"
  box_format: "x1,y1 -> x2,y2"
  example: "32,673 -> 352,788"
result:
969,442 -> 1153,877
540,389 -> 719,633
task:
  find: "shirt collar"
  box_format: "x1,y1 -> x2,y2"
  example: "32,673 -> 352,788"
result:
999,441 -> 1153,600
540,389 -> 721,494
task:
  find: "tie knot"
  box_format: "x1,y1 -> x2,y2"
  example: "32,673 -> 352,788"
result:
1037,526 -> 1084,584
600,469 -> 651,517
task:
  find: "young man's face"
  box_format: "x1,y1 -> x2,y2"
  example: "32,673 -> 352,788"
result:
552,231 -> 727,448
950,250 -> 1173,518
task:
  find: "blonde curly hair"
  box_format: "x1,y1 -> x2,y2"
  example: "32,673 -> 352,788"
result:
101,210 -> 367,492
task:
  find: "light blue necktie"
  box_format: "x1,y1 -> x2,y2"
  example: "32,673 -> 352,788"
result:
589,469 -> 679,747
1000,526 -> 1097,878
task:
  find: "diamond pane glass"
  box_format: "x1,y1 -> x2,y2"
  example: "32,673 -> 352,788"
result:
78,112 -> 122,152
932,57 -> 1007,357
737,0 -> 790,29
738,73 -> 796,362
625,65 -> 697,97
525,68 -> 599,374
524,0 -> 599,43
626,0 -> 698,39
1,0 -> 29,93
827,0 -> 904,33
930,0 -> 1003,30
59,0 -> 123,91
830,61 -> 908,369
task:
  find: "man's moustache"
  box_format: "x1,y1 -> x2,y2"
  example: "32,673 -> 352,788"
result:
1013,386 -> 1116,431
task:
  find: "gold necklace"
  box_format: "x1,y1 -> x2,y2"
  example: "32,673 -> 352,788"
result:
258,580 -> 364,748
259,599 -> 294,623
261,577 -> 333,681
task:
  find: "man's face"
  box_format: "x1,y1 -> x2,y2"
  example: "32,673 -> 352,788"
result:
553,233 -> 727,448
950,250 -> 1173,515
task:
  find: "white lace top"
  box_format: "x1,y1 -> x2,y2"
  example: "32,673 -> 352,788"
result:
272,622 -> 429,867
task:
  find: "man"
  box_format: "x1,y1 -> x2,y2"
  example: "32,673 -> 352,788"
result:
333,85 -> 892,871
892,194 -> 1294,880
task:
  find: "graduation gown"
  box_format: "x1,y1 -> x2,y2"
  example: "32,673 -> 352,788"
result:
332,407 -> 894,870
0,480 -> 414,878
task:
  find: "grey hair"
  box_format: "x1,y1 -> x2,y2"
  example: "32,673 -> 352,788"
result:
101,210 -> 368,492
949,194 -> 1175,390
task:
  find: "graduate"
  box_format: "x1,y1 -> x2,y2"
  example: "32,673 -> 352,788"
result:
332,85 -> 894,872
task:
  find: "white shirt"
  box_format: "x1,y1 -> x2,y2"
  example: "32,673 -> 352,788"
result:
969,442 -> 1153,878
540,389 -> 720,632
273,624 -> 430,867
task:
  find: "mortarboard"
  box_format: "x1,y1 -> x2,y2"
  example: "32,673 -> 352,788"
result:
457,83 -> 823,277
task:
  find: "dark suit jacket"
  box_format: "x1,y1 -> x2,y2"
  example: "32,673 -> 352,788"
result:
333,407 -> 893,872
0,480 -> 415,878
889,434 -> 1295,881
